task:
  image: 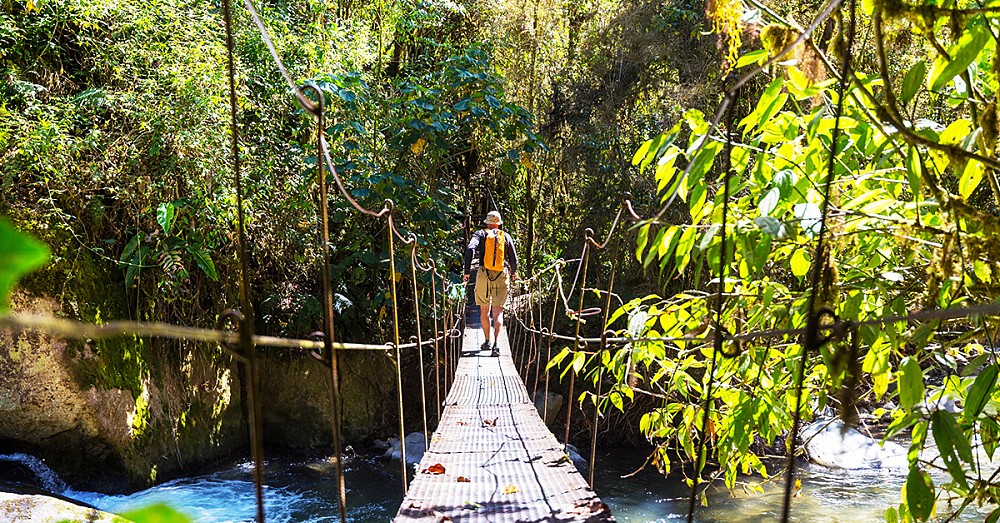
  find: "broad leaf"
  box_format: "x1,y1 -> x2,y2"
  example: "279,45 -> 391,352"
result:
928,23 -> 989,92
0,219 -> 50,313
964,364 -> 998,419
187,246 -> 219,281
900,61 -> 926,103
958,160 -> 983,199
904,466 -> 935,521
898,357 -> 924,411
157,202 -> 175,236
931,410 -> 971,490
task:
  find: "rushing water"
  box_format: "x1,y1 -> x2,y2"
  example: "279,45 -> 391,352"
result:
3,448 -> 995,522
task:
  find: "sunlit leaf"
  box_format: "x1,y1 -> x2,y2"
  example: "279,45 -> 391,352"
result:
156,202 -> 175,236
898,357 -> 924,411
122,503 -> 193,523
900,61 -> 926,103
928,23 -> 989,92
0,219 -> 50,313
958,159 -> 983,199
964,364 -> 998,419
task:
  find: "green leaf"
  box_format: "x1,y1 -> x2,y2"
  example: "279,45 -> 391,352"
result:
453,98 -> 471,111
904,466 -> 935,522
900,61 -> 926,103
898,357 -> 925,411
958,159 -> 983,199
964,364 -> 998,419
931,410 -> 971,490
122,503 -> 193,523
905,147 -> 923,200
635,224 -> 651,263
125,247 -> 149,288
735,49 -> 768,68
156,202 -> 175,236
928,24 -> 989,93
0,219 -> 50,313
120,233 -> 141,265
759,187 -> 780,217
986,507 -> 1000,523
187,246 -> 219,281
754,216 -> 787,238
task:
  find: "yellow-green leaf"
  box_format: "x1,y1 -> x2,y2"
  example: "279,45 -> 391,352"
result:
790,249 -> 810,278
0,218 -> 50,314
959,159 -> 984,199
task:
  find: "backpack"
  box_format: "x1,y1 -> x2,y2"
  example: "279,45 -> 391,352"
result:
482,229 -> 505,272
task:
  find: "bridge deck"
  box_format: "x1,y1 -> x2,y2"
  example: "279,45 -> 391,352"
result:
394,306 -> 614,523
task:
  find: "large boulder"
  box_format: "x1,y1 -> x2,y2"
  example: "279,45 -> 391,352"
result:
1,240 -> 247,492
0,490 -> 128,523
801,419 -> 907,470
533,391 -> 563,426
384,432 -> 426,465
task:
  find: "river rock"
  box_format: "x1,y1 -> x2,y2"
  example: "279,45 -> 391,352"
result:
533,391 -> 563,425
801,419 -> 907,470
384,432 -> 426,464
0,490 -> 128,523
2,271 -> 246,490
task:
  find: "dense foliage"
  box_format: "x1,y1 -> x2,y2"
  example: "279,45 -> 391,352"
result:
552,0 -> 1000,520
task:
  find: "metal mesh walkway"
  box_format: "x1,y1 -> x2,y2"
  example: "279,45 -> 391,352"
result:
394,308 -> 615,523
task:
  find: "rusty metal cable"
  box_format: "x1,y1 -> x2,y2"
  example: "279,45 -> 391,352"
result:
782,2 -> 857,520
429,267 -> 442,423
563,237 -> 592,453
386,207 -> 408,494
589,264 -> 616,487
687,76 -> 739,523
300,83 -> 347,523
220,1 -> 264,519
410,244 -> 429,450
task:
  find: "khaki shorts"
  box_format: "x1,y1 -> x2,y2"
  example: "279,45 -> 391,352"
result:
474,267 -> 509,307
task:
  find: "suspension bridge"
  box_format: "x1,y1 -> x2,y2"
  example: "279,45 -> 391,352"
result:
4,0 -> 1000,520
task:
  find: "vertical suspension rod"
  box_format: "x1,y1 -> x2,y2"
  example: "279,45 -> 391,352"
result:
387,206 -> 408,494
410,244 -> 429,450
564,240 -> 591,452
303,83 -> 347,523
221,2 -> 264,520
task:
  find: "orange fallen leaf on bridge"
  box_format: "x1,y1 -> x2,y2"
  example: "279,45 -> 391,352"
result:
423,463 -> 446,474
483,417 -> 498,427
502,484 -> 519,494
456,476 -> 470,482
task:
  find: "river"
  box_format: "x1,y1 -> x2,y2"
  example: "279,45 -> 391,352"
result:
3,446 -> 990,522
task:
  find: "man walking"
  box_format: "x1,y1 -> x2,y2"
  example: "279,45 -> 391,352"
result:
463,210 -> 518,356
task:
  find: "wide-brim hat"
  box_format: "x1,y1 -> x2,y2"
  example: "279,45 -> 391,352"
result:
484,211 -> 503,226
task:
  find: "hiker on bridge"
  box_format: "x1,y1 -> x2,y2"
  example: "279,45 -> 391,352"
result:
463,210 -> 518,357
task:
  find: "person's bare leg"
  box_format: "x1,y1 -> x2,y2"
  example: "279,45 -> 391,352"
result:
491,305 -> 504,349
480,304 -> 491,347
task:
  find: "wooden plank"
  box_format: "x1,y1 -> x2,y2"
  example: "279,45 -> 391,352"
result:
394,307 -> 614,523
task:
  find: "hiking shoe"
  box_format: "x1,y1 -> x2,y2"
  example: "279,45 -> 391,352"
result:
491,343 -> 500,357
480,341 -> 490,352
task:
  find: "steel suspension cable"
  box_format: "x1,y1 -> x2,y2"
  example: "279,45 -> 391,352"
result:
687,78 -> 739,523
430,268 -> 442,422
782,2 -> 857,520
387,208 -> 408,494
563,240 -> 591,452
589,261 -> 616,487
221,1 -> 264,519
301,83 -> 347,523
542,268 -> 561,424
410,243 -> 430,450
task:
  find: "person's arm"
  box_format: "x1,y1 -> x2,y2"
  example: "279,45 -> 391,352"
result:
463,231 -> 481,281
506,233 -> 518,279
